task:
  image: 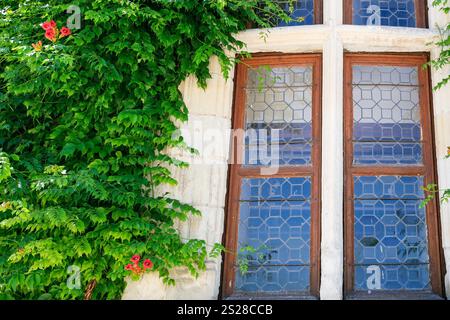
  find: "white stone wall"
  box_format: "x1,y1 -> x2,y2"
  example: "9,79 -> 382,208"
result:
429,2 -> 450,298
122,56 -> 234,300
123,0 -> 450,300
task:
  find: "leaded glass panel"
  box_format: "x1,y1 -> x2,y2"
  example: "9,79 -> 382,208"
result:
245,66 -> 313,166
235,177 -> 312,294
276,0 -> 315,26
352,65 -> 423,165
353,176 -> 431,290
352,0 -> 417,27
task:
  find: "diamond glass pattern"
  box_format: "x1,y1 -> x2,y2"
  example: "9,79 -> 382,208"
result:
352,0 -> 417,27
235,177 -> 311,294
245,66 -> 313,166
353,176 -> 431,290
352,65 -> 422,165
276,0 -> 315,26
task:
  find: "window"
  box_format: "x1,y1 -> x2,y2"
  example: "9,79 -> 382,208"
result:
277,0 -> 323,26
251,0 -> 323,28
344,0 -> 427,28
222,54 -> 322,299
344,54 -> 443,297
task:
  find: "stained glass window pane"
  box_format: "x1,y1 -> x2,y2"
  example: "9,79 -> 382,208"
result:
235,177 -> 311,294
276,0 -> 315,26
353,176 -> 431,291
352,65 -> 423,165
245,66 -> 313,166
352,0 -> 417,27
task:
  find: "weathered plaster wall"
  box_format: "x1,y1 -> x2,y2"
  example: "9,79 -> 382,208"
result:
428,0 -> 450,299
122,57 -> 234,300
123,0 -> 450,300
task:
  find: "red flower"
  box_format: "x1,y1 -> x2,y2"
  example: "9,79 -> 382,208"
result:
41,20 -> 57,30
60,27 -> 71,37
143,259 -> 153,270
41,21 -> 52,30
125,264 -> 134,271
45,28 -> 57,42
131,255 -> 141,263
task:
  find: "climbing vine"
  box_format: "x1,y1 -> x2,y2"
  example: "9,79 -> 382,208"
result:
422,0 -> 450,206
429,0 -> 450,91
0,0 -> 293,299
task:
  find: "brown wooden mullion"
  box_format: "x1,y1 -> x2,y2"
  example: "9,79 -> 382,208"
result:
314,0 -> 323,24
415,0 -> 428,28
343,0 -> 353,25
349,166 -> 427,175
343,55 -> 355,293
310,55 -> 322,297
238,166 -> 314,178
417,59 -> 444,295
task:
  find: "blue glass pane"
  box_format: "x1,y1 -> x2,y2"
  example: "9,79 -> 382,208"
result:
240,177 -> 311,201
277,0 -> 315,26
245,66 -> 313,166
354,123 -> 421,142
245,123 -> 312,166
246,123 -> 312,145
353,176 -> 431,291
352,0 -> 417,27
236,177 -> 311,294
352,65 -> 423,165
353,142 -> 422,165
354,176 -> 424,199
236,266 -> 310,293
355,265 -> 430,290
238,200 -> 311,265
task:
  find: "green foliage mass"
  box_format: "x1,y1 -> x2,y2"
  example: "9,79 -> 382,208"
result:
0,0 -> 291,299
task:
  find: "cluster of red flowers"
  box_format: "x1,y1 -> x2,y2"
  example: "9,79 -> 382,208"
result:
125,255 -> 153,277
32,20 -> 72,52
41,20 -> 71,43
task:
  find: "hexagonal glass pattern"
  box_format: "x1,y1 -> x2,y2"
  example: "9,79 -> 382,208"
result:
352,65 -> 422,165
235,177 -> 311,294
352,0 -> 416,27
245,66 -> 313,166
276,0 -> 315,26
353,176 -> 431,290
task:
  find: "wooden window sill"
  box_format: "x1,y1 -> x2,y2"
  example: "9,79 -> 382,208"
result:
345,291 -> 444,300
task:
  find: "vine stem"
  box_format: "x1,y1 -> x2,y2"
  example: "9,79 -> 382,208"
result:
84,279 -> 97,300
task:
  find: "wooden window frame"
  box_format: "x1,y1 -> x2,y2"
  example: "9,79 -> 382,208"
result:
343,0 -> 428,28
221,53 -> 322,299
343,53 -> 444,297
314,0 -> 324,24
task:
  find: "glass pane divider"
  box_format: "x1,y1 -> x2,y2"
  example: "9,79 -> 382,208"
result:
354,263 -> 430,266
239,199 -> 310,203
353,198 -> 425,200
245,85 -> 313,90
352,83 -> 422,88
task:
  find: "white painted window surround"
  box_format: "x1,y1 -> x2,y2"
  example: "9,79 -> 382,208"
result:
122,0 -> 450,300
